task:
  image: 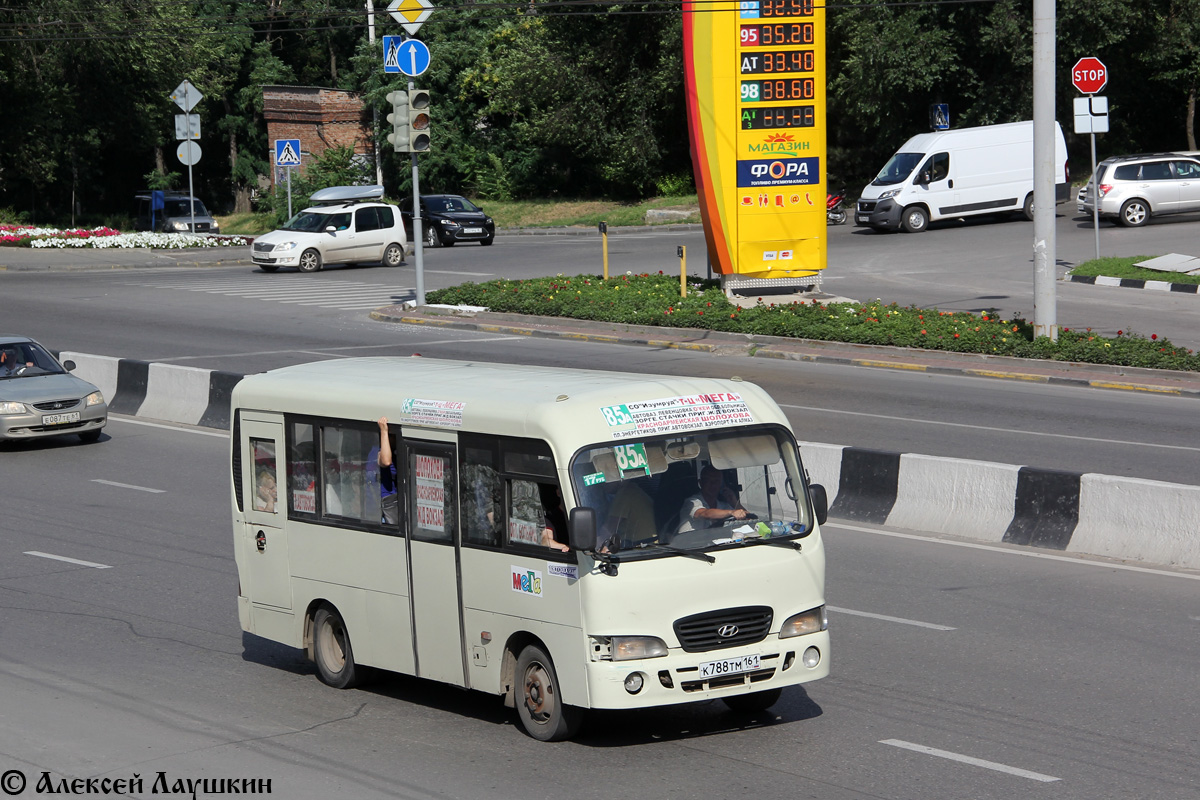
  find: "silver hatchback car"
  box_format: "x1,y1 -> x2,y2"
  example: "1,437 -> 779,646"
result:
0,336 -> 107,443
1078,152 -> 1200,226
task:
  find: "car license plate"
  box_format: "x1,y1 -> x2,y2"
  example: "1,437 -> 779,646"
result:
463,227 -> 483,234
698,654 -> 761,678
856,215 -> 869,223
42,412 -> 80,425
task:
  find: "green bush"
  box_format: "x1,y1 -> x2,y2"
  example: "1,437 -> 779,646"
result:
427,273 -> 1200,372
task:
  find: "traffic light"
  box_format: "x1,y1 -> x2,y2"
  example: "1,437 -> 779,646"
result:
385,90 -> 411,152
408,89 -> 431,153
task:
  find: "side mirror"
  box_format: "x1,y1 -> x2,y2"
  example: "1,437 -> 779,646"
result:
325,226 -> 337,233
62,360 -> 76,372
809,484 -> 828,526
918,171 -> 931,185
568,507 -> 597,551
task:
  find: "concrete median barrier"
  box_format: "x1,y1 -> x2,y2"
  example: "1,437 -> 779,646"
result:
57,352 -> 1200,570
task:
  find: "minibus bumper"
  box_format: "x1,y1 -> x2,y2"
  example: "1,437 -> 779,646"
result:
855,198 -> 902,230
583,630 -> 830,710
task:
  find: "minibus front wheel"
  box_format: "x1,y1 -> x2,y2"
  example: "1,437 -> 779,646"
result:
515,644 -> 582,742
901,205 -> 929,233
313,605 -> 363,690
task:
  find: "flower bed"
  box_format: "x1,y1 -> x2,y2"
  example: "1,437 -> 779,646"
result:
427,272 -> 1200,372
0,224 -> 248,249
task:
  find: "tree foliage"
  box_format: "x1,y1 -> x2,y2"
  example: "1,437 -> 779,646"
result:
1,0 -> 1198,222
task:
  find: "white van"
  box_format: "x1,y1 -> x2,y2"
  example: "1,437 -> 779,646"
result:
855,121 -> 1070,233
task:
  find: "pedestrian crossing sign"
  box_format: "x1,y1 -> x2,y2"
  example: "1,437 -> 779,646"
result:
274,139 -> 302,167
383,36 -> 403,74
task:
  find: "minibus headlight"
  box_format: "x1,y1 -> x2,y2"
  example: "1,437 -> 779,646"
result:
85,391 -> 104,407
878,189 -> 901,200
611,636 -> 669,661
0,401 -> 26,415
779,606 -> 828,638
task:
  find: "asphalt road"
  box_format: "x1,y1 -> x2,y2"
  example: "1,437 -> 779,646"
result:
1,420 -> 1196,799
2,238 -> 1199,485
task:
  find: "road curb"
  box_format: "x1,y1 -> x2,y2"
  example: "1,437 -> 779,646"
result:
370,307 -> 1200,399
1067,273 -> 1200,295
57,351 -> 1200,572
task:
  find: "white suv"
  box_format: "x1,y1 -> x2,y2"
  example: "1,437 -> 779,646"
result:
252,186 -> 407,273
1078,153 -> 1200,227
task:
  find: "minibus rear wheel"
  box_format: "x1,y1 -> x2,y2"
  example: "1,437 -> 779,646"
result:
313,605 -> 362,689
722,687 -> 782,713
515,644 -> 582,741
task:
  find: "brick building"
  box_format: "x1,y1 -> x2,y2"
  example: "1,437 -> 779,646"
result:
262,86 -> 375,187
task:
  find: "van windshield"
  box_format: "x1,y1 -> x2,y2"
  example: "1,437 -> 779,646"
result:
164,199 -> 209,217
872,152 -> 925,186
569,427 -> 813,559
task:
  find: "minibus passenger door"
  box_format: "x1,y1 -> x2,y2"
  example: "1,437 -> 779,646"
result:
403,439 -> 467,687
240,418 -> 292,610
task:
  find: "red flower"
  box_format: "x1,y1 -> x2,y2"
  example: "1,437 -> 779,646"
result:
920,329 -> 927,335
918,315 -> 923,320
954,333 -> 960,338
1118,330 -> 1123,335
1151,334 -> 1158,340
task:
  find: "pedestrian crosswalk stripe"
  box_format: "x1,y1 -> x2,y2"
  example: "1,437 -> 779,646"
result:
125,276 -> 412,310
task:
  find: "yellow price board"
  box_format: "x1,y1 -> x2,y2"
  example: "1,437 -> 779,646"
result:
685,0 -> 827,281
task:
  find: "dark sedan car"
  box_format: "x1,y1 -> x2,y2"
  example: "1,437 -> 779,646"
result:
400,194 -> 495,247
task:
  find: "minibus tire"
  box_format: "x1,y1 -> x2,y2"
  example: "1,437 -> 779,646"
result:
515,644 -> 582,741
900,205 -> 929,233
1023,193 -> 1035,221
722,687 -> 783,713
313,606 -> 362,689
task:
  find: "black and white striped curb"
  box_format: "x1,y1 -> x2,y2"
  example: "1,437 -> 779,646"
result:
800,442 -> 1200,571
60,353 -> 1200,571
1067,274 -> 1200,295
61,352 -> 242,429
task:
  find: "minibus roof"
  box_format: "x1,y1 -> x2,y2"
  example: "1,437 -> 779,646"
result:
232,357 -> 790,453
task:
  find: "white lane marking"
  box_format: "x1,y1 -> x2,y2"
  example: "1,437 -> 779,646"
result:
825,522 -> 1200,582
107,416 -> 228,438
91,479 -> 166,493
25,551 -> 113,570
782,403 -> 1200,454
423,269 -> 492,276
827,606 -> 955,631
880,739 -> 1060,783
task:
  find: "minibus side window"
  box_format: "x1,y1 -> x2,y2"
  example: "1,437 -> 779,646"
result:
287,421 -> 318,517
320,424 -> 382,524
461,444 -> 502,547
251,439 -> 278,514
410,450 -> 455,543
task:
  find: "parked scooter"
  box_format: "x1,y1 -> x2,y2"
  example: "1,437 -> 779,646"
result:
827,188 -> 848,225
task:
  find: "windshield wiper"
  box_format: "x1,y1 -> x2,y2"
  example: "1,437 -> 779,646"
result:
631,542 -> 716,564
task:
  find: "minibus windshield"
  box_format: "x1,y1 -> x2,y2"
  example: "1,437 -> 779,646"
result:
570,427 -> 812,559
872,152 -> 924,186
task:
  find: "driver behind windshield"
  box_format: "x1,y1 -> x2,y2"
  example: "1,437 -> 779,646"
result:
0,347 -> 33,377
676,465 -> 748,533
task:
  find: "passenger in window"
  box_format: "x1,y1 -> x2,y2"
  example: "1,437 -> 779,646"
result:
538,484 -> 570,552
377,417 -> 398,525
677,465 -> 748,533
255,468 -> 277,513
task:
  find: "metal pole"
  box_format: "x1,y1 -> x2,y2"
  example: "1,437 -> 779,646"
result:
185,82 -> 196,234
366,0 -> 384,186
679,245 -> 687,298
1032,0 -> 1057,341
286,167 -> 293,219
1090,131 -> 1100,260
600,222 -> 609,279
410,71 -> 425,307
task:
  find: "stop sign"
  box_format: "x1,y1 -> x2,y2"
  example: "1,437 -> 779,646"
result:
1072,57 -> 1108,94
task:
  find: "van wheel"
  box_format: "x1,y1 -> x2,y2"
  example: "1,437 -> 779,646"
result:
313,606 -> 362,689
515,644 -> 582,741
1022,193 -> 1035,221
900,205 -> 929,233
298,248 -> 322,272
1119,199 -> 1149,227
722,687 -> 783,713
383,243 -> 404,267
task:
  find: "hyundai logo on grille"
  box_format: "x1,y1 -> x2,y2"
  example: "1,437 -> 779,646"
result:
717,624 -> 739,638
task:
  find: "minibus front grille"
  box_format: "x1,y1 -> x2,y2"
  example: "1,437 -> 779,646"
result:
673,606 -> 772,653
